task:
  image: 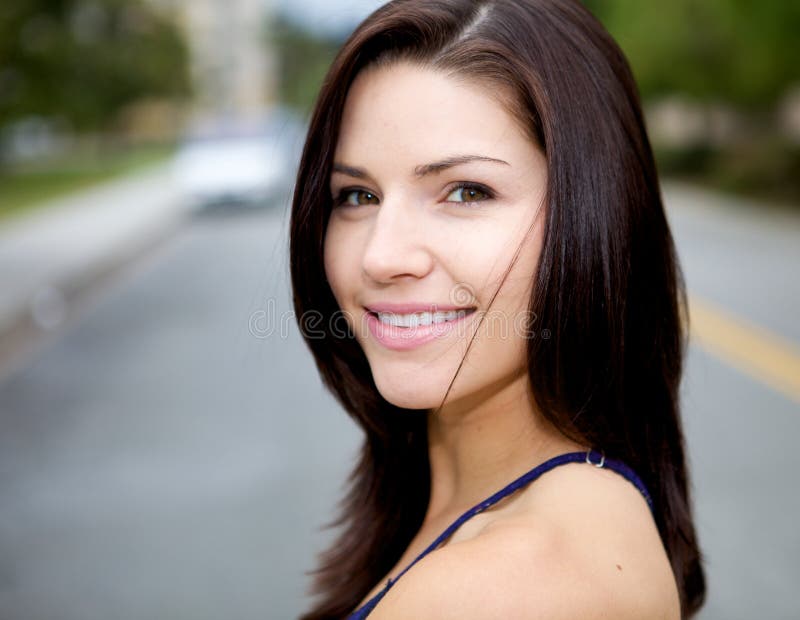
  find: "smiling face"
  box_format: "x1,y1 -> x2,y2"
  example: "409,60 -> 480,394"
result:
324,61 -> 549,413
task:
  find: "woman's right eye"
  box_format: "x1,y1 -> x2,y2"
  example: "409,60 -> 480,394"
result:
332,189 -> 380,207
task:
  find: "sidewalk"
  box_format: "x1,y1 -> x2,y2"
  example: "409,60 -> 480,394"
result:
0,162 -> 187,367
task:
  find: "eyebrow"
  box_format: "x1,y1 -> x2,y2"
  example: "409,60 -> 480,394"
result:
331,154 -> 510,182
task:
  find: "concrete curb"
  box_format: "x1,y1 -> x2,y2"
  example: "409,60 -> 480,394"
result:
0,163 -> 187,376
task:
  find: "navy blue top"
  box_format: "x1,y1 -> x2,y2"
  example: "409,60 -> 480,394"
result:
346,449 -> 653,619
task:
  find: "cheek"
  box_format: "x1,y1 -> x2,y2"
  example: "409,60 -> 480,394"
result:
456,215 -> 543,308
323,222 -> 346,306
324,218 -> 364,309
503,233 -> 542,305
503,227 -> 544,343
466,218 -> 543,349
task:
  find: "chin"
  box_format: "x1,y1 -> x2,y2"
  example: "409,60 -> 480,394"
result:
372,371 -> 448,410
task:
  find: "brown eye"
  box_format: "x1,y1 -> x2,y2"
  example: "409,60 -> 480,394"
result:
445,183 -> 492,204
336,189 -> 380,207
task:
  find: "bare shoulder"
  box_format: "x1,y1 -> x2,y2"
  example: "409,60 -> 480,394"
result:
370,462 -> 681,620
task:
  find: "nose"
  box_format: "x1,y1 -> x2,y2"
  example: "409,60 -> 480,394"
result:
361,196 -> 433,283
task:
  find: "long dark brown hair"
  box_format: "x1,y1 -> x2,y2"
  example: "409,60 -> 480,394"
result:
289,1 -> 706,617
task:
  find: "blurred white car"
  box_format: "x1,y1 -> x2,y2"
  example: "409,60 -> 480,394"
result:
172,111 -> 304,209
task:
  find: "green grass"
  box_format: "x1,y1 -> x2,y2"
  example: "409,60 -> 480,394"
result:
0,144 -> 175,223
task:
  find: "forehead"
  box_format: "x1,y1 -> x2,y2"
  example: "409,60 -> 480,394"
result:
334,62 -> 535,167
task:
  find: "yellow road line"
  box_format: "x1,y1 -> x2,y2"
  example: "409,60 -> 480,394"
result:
688,294 -> 800,405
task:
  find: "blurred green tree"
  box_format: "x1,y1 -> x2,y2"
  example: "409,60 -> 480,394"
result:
265,11 -> 342,115
0,0 -> 190,132
583,0 -> 800,109
583,0 -> 800,203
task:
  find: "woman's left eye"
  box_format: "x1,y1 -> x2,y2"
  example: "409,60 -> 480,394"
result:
444,183 -> 493,204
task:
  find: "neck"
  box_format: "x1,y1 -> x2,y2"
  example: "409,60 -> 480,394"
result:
424,370 -> 586,523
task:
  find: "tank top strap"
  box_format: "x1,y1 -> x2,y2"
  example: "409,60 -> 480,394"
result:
346,449 -> 653,619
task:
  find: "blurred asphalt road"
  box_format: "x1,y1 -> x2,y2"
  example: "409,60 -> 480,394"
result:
0,176 -> 798,619
0,195 -> 362,619
0,165 -> 185,344
664,182 -> 800,620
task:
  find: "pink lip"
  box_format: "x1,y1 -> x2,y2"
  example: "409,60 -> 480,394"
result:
365,302 -> 475,314
364,307 -> 477,351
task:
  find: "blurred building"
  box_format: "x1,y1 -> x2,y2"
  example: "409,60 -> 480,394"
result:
150,0 -> 277,124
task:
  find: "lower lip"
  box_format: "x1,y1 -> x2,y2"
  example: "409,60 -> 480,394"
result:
364,309 -> 476,351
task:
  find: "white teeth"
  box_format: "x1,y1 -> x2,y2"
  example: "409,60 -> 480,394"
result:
375,309 -> 472,327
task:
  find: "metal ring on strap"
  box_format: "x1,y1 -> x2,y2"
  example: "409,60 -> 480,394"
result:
585,449 -> 605,468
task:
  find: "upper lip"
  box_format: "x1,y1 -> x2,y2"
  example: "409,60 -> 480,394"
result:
364,302 -> 477,314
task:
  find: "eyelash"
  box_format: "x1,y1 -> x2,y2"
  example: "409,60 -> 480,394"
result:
331,182 -> 495,208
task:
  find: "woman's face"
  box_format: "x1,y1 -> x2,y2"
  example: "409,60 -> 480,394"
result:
324,62 -> 549,412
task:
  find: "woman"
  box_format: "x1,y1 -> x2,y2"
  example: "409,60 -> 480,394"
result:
290,0 -> 706,618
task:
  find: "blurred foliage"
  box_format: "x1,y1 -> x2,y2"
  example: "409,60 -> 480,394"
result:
654,141 -> 800,205
0,0 -> 190,132
265,11 -> 342,116
583,0 -> 800,110
583,0 -> 800,204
